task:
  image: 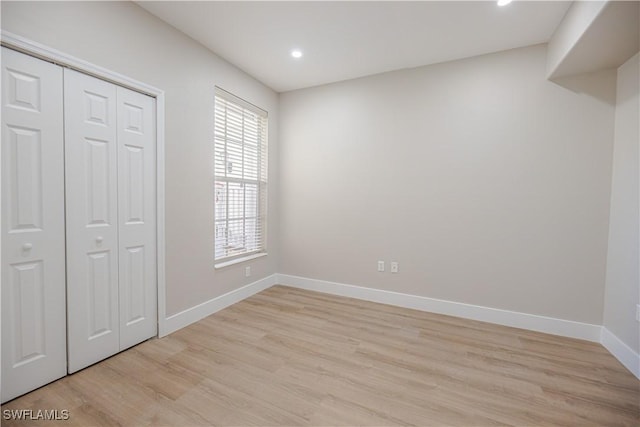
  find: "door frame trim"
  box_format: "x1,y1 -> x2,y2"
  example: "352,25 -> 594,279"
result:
1,31 -> 168,337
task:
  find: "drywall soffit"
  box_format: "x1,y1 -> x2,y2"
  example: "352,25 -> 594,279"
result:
549,1 -> 640,80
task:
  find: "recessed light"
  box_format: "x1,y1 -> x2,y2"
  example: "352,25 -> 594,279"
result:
291,49 -> 303,59
497,0 -> 512,5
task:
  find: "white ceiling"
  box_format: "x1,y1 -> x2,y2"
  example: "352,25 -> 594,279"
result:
137,1 -> 572,92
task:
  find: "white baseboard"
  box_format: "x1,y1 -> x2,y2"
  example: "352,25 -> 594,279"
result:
276,274 -> 602,343
159,274 -> 278,337
601,327 -> 640,379
157,272 -> 637,380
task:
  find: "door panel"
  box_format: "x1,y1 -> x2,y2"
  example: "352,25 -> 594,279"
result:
6,125 -> 43,231
86,251 -> 114,339
1,47 -> 66,403
85,137 -> 112,225
64,68 -> 119,373
117,86 -> 157,350
123,246 -> 145,324
9,261 -> 45,366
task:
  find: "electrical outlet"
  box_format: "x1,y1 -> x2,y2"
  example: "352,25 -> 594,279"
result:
245,266 -> 251,277
391,262 -> 399,273
377,261 -> 385,272
636,304 -> 640,322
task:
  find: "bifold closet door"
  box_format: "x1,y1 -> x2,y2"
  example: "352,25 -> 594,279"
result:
1,47 -> 67,402
65,69 -> 157,373
64,68 -> 120,373
116,86 -> 157,351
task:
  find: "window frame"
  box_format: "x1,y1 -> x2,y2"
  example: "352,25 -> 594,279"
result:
213,87 -> 268,267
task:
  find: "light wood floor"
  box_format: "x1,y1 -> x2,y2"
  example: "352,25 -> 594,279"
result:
2,285 -> 639,426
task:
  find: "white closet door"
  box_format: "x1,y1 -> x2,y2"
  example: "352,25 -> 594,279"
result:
117,86 -> 157,350
1,47 -> 67,402
64,68 -> 119,373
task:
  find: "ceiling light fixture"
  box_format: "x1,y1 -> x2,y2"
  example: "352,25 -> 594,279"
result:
291,49 -> 303,59
497,0 -> 513,5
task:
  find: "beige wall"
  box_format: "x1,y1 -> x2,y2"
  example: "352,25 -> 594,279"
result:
603,53 -> 640,352
279,44 -> 615,324
1,1 -> 280,316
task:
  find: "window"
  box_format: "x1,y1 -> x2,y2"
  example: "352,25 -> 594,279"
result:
214,88 -> 268,264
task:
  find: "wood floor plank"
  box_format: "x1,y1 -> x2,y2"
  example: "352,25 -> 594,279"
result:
2,285 -> 638,426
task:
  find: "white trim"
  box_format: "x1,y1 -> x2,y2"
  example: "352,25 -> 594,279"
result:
601,327 -> 640,379
1,31 -> 168,342
276,274 -> 602,342
161,274 -> 278,337
215,252 -> 268,269
155,93 -> 167,337
1,31 -> 160,97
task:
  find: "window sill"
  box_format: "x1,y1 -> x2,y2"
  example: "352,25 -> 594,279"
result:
214,252 -> 267,269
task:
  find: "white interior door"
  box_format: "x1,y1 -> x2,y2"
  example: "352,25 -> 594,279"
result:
1,47 -> 67,402
64,68 -> 120,373
117,86 -> 157,350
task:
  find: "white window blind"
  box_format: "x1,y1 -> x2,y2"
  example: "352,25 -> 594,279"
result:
214,88 -> 268,262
